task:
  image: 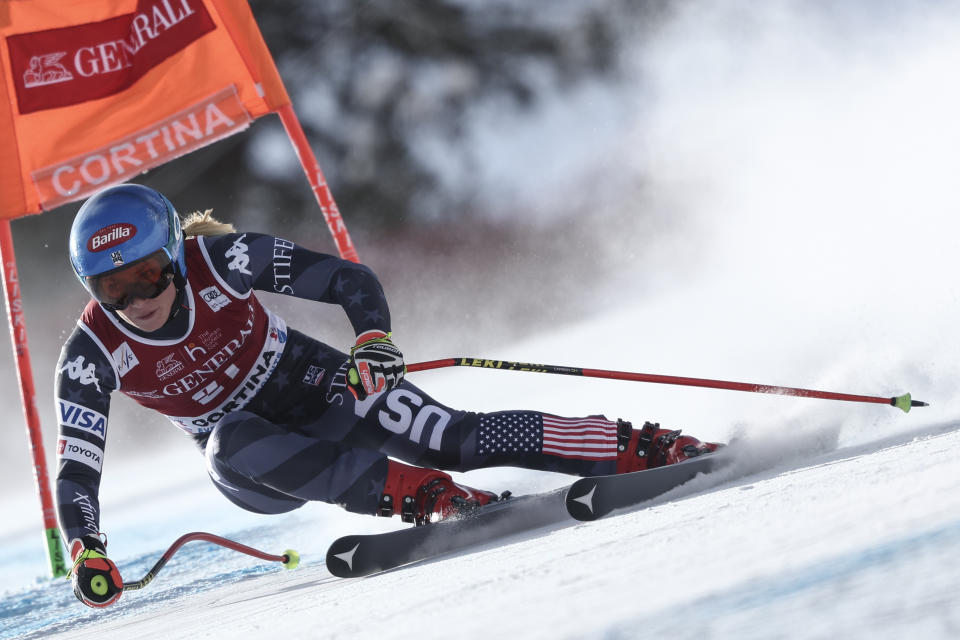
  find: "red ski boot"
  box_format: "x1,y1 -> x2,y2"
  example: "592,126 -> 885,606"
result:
615,420 -> 721,474
378,460 -> 501,526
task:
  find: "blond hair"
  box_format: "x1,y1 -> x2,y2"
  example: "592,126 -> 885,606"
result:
182,209 -> 236,237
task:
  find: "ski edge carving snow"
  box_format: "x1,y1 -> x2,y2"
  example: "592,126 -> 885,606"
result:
326,453 -> 731,577
565,452 -> 728,521
325,488 -> 569,578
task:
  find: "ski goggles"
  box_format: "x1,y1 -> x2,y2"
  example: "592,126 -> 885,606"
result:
86,249 -> 175,311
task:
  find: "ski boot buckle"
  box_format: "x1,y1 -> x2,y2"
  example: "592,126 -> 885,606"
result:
636,421 -> 659,458
400,495 -> 417,524
616,419 -> 633,453
377,494 -> 396,518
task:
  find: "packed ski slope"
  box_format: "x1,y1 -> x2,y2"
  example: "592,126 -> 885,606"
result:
3,404 -> 959,639
2,296 -> 958,639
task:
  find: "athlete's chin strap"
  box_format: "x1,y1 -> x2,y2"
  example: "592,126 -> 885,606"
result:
167,270 -> 190,322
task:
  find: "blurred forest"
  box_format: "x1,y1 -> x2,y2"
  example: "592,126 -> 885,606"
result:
3,1 -> 672,486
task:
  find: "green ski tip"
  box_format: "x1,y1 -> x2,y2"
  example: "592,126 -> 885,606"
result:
892,393 -> 928,413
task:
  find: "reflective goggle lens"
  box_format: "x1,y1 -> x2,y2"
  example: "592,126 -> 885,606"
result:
86,250 -> 174,311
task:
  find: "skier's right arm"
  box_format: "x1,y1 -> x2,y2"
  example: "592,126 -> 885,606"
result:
55,326 -> 123,607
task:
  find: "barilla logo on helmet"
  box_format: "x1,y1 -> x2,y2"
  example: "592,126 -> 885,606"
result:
88,224 -> 136,252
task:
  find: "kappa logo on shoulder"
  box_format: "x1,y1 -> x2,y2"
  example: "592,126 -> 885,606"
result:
199,285 -> 230,312
60,355 -> 102,392
225,234 -> 252,275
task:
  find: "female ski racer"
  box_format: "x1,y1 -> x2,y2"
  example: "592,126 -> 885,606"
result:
57,184 -> 720,607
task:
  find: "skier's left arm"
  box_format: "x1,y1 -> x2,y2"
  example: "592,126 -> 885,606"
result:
199,233 -> 403,397
200,232 -> 390,333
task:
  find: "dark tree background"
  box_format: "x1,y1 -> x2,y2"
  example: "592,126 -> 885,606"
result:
3,0 -> 672,472
242,0 -> 623,228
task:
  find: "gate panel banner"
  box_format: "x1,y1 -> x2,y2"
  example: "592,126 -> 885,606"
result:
0,0 -> 342,580
0,0 -> 291,219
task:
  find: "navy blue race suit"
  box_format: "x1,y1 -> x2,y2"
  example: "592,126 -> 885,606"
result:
55,233 -> 620,543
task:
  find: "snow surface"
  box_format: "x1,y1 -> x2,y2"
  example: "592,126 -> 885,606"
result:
2,302 -> 958,639
4,414 -> 960,640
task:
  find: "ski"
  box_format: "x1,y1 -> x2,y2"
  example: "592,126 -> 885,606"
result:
565,451 -> 728,521
325,487 -> 570,578
327,453 -> 729,577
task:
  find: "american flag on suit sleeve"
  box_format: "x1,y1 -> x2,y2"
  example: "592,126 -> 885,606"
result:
477,412 -> 618,461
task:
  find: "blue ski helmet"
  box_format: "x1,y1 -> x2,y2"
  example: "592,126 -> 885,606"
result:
69,184 -> 186,294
